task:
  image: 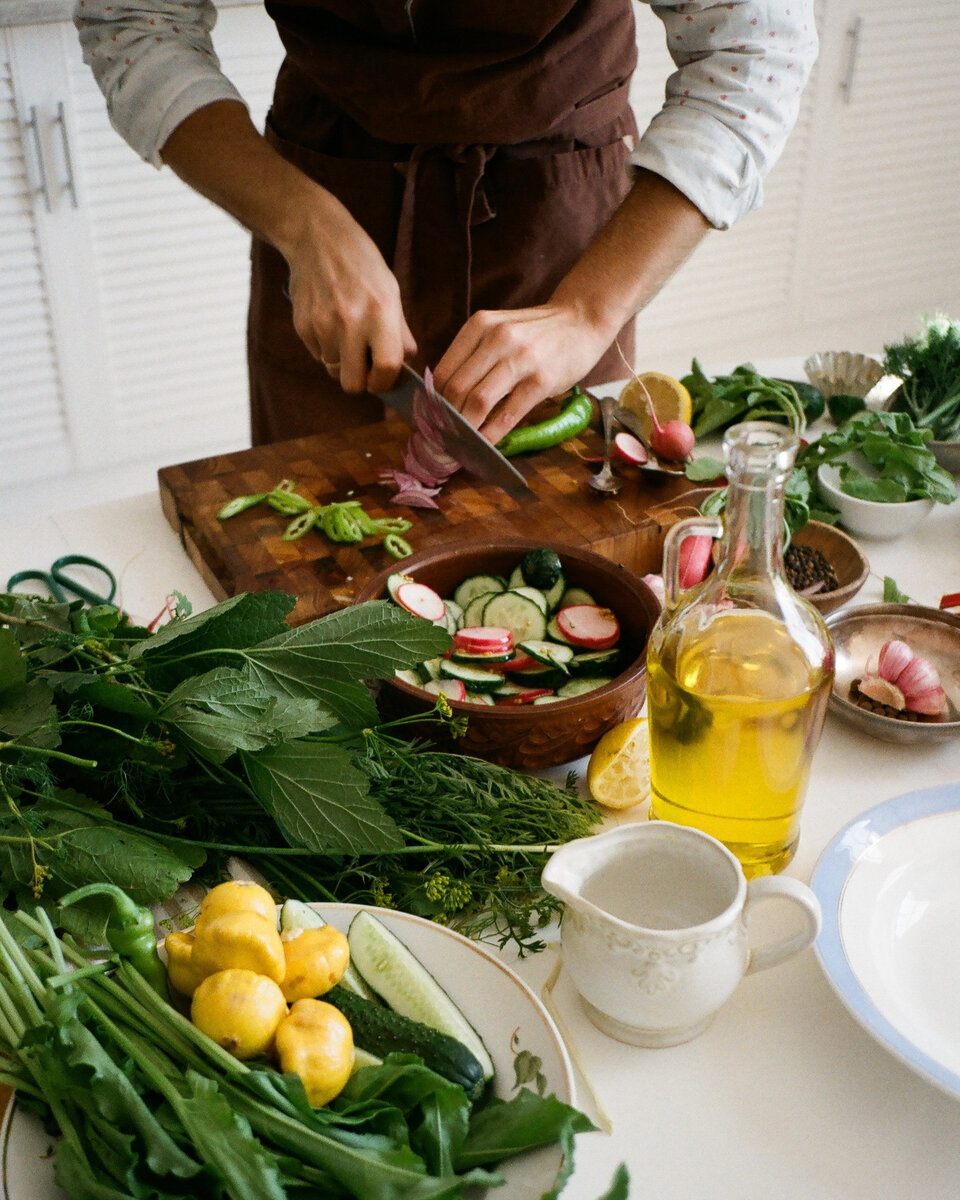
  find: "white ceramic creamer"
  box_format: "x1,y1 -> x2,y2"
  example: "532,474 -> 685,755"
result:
542,823 -> 821,1047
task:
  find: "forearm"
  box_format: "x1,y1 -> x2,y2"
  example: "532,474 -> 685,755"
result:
159,100 -> 329,260
550,168 -> 710,346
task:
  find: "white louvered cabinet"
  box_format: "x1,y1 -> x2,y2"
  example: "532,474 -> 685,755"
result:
0,5 -> 283,491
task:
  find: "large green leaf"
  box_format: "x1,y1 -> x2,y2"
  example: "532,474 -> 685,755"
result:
159,667 -> 338,763
0,792 -> 204,911
241,740 -> 402,854
240,602 -> 450,726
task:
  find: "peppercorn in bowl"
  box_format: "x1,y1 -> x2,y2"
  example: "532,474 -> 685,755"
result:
354,540 -> 662,771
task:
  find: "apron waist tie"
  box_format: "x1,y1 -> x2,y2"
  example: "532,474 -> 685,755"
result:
393,142 -> 498,330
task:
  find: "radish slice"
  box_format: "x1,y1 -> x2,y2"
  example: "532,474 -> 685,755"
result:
395,581 -> 446,622
613,431 -> 648,465
424,678 -> 467,701
501,652 -> 538,672
556,604 -> 620,650
454,626 -> 513,652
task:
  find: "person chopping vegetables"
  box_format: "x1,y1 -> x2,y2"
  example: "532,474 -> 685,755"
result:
75,0 -> 817,447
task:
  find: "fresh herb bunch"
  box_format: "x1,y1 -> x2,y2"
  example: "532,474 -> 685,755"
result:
796,409 -> 957,507
883,313 -> 960,441
0,591 -> 596,954
0,908 -> 598,1200
682,360 -> 824,438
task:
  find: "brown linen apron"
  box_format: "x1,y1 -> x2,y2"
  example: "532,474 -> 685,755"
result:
248,0 -> 639,443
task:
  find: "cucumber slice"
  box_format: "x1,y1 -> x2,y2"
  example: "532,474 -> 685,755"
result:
532,695 -> 564,704
543,572 -> 567,612
570,647 -> 623,674
507,565 -> 525,589
419,656 -> 445,682
546,615 -> 574,644
559,586 -> 597,609
346,911 -> 494,1082
387,572 -> 415,602
439,660 -> 506,691
481,591 -> 547,645
512,585 -> 549,615
442,599 -> 464,635
394,668 -> 424,688
465,692 -> 497,705
518,639 -> 574,671
351,1047 -> 384,1074
462,591 -> 498,628
278,900 -> 378,1002
453,573 -> 506,610
555,675 -> 615,698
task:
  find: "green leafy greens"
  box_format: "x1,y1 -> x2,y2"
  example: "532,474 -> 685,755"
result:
0,909 -> 600,1200
0,591 -> 599,953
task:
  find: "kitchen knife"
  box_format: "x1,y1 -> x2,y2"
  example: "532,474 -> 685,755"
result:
374,363 -> 533,497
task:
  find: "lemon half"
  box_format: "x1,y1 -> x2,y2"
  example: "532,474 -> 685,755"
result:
618,372 -> 692,443
587,717 -> 652,810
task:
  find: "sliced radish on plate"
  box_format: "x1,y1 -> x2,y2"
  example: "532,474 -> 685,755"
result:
395,581 -> 446,622
555,604 -> 620,650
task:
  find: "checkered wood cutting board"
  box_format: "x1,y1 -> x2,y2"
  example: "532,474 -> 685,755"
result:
158,416 -> 694,625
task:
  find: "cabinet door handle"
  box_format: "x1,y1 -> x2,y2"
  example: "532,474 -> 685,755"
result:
24,105 -> 52,213
839,16 -> 862,105
54,102 -> 80,209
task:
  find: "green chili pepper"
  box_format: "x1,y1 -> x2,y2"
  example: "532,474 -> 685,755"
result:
372,516 -> 413,534
217,493 -> 268,520
282,508 -> 322,540
495,386 -> 593,457
59,883 -> 168,998
383,533 -> 413,559
331,505 -> 364,542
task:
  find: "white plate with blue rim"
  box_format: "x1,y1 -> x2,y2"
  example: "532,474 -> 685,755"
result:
811,784 -> 960,1101
0,904 -> 576,1199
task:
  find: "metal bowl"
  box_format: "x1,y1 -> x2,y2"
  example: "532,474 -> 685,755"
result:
825,604 -> 960,743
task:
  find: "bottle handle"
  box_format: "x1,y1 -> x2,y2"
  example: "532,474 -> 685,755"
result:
662,516 -> 723,610
742,876 -> 822,976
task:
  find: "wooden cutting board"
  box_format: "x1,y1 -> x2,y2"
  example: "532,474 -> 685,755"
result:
158,416 -> 696,625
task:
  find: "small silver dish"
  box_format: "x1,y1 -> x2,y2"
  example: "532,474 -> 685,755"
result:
826,604 -> 960,744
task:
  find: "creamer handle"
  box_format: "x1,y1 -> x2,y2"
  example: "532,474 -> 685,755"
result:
743,876 -> 822,975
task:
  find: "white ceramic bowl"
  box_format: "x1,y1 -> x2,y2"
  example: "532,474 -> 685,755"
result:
817,463 -> 934,540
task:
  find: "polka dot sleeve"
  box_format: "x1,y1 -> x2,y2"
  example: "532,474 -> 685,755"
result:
629,0 -> 818,229
73,0 -> 244,168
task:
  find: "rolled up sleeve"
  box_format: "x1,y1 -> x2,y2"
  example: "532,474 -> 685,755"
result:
73,0 -> 245,168
629,0 -> 818,229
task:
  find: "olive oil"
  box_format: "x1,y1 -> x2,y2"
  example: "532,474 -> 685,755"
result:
647,608 -> 832,877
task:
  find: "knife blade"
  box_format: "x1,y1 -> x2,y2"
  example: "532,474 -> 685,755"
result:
374,364 -> 533,497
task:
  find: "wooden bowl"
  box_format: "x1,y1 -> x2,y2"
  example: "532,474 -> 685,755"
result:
354,540 -> 662,771
668,488 -> 869,615
789,521 -> 870,614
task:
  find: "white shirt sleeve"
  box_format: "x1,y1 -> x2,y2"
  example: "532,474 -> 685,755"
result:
73,0 -> 245,168
629,0 -> 818,229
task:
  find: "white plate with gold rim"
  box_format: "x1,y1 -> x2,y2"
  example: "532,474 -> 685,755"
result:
0,904 -> 575,1199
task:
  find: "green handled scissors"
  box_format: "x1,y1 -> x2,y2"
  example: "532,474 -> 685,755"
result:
6,554 -> 118,607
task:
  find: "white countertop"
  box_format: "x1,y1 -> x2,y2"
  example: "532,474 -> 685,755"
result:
3,427 -> 960,1200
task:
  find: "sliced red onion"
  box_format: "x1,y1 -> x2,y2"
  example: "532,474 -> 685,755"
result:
390,486 -> 442,509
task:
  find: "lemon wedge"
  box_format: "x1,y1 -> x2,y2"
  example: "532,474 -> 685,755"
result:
586,717 -> 652,810
618,372 -> 692,443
